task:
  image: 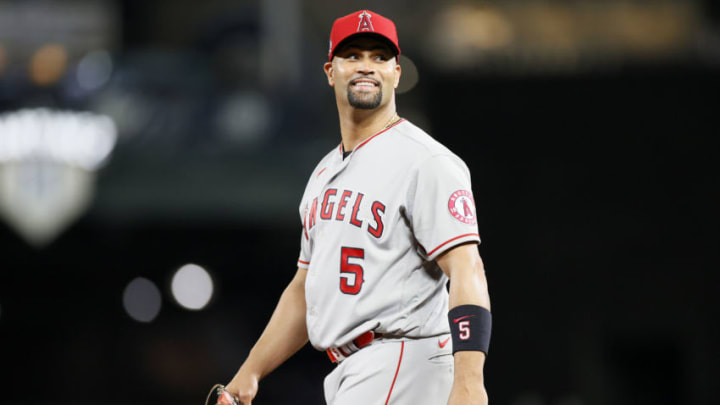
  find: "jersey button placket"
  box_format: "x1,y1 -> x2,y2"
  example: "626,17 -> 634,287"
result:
324,151 -> 352,185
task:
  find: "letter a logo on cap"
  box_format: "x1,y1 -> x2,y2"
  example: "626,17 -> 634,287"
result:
357,11 -> 374,32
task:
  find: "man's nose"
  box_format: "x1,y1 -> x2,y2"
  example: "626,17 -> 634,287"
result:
356,56 -> 375,73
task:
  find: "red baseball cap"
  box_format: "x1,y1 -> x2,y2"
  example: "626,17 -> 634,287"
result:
328,10 -> 401,61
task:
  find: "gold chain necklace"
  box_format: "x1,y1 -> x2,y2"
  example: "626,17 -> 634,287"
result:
343,113 -> 401,155
383,113 -> 400,129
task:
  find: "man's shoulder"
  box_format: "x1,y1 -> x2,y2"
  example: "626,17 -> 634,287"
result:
296,146 -> 337,198
309,145 -> 340,172
391,120 -> 459,160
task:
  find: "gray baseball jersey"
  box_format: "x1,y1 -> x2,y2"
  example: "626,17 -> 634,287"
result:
297,119 -> 480,350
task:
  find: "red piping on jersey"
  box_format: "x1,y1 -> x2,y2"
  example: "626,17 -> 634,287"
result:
384,341 -> 404,405
298,259 -> 310,265
426,233 -> 480,257
317,167 -> 327,177
356,119 -> 406,152
336,119 -> 406,156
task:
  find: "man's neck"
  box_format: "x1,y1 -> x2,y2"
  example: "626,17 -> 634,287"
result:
338,103 -> 398,152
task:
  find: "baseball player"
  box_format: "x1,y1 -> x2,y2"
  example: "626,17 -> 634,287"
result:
224,10 -> 491,405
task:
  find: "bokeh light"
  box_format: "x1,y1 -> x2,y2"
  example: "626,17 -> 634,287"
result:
0,109 -> 117,170
216,91 -> 271,145
122,277 -> 162,323
0,43 -> 7,76
76,50 -> 113,91
171,264 -> 214,310
397,55 -> 419,94
29,43 -> 68,86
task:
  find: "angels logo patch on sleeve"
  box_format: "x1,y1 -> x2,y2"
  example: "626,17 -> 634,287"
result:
448,190 -> 477,225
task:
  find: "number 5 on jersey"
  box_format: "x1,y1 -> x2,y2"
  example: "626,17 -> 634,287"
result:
340,247 -> 364,295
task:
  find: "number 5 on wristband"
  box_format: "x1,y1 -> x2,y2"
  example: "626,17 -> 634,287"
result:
448,304 -> 492,354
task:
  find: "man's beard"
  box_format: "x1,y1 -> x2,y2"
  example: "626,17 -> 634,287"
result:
347,86 -> 382,110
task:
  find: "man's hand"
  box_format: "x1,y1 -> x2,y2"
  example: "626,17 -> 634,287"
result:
448,351 -> 488,405
222,268 -> 308,405
225,368 -> 260,405
448,377 -> 488,405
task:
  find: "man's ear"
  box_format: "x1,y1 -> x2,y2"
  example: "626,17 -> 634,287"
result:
393,62 -> 402,89
323,62 -> 335,86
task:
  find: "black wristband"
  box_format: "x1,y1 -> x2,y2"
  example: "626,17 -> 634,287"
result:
448,304 -> 492,355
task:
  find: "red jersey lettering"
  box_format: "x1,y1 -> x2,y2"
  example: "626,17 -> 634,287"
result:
320,189 -> 337,220
350,193 -> 364,228
308,197 -> 318,229
368,201 -> 386,238
335,190 -> 353,221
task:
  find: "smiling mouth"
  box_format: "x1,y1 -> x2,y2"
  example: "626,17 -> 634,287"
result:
350,79 -> 379,89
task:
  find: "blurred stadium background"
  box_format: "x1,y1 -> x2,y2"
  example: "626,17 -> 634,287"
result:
0,0 -> 718,404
